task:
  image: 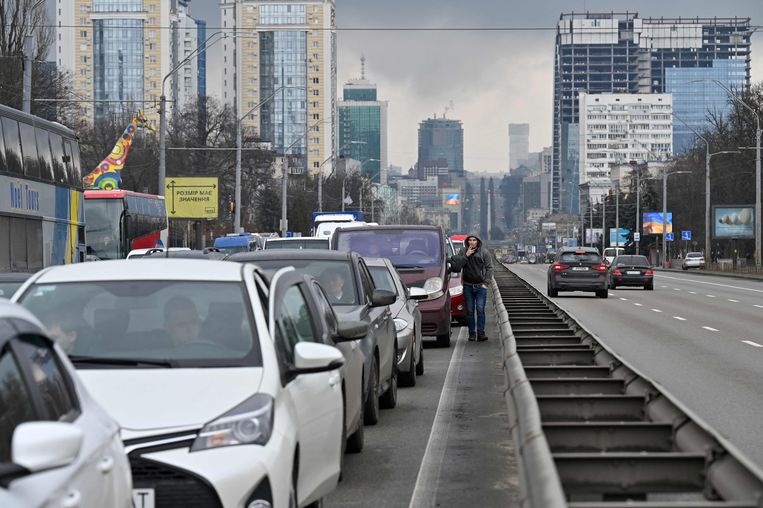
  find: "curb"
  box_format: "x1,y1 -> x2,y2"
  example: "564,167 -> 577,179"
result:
653,267 -> 763,282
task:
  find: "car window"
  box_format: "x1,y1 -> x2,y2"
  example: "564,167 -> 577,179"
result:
253,260 -> 358,305
335,229 -> 443,267
312,281 -> 338,337
616,256 -> 649,267
558,252 -> 602,264
358,260 -> 376,303
688,253 -> 702,258
18,281 -> 260,367
14,336 -> 79,422
0,345 -> 36,462
0,282 -> 24,299
368,266 -> 398,296
275,285 -> 318,365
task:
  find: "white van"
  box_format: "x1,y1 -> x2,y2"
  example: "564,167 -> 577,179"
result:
603,247 -> 625,265
316,221 -> 368,240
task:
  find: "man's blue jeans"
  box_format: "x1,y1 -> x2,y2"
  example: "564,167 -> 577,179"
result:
463,284 -> 487,334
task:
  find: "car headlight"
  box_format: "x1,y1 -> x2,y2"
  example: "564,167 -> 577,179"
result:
191,393 -> 274,452
424,277 -> 443,294
394,318 -> 409,333
449,285 -> 463,297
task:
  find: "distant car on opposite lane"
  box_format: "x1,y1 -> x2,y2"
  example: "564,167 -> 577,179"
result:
682,252 -> 706,270
547,247 -> 609,298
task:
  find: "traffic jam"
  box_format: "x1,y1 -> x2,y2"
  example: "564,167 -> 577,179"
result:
0,212 -> 468,508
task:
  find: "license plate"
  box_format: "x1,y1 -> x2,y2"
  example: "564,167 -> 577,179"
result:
572,267 -> 588,271
132,489 -> 155,508
626,271 -> 641,275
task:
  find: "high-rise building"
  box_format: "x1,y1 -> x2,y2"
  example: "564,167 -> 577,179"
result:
57,0 -> 207,124
338,58 -> 388,184
553,13 -> 751,213
220,0 -> 337,175
418,117 -> 464,182
540,146 -> 552,174
579,92 -> 673,204
508,123 -> 530,172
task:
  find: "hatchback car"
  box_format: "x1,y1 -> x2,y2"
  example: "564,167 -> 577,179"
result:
0,301 -> 132,508
682,252 -> 706,270
608,255 -> 654,290
547,247 -> 609,298
15,260 -> 346,508
364,258 -> 424,387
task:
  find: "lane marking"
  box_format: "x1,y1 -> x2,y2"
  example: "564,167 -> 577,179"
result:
741,340 -> 763,348
634,303 -> 643,307
660,285 -> 668,288
728,299 -> 739,303
619,297 -> 628,301
706,295 -> 716,298
702,326 -> 719,332
755,305 -> 763,309
673,316 -> 686,321
409,327 -> 467,507
651,308 -> 663,313
673,288 -> 681,291
657,274 -> 763,294
689,291 -> 697,294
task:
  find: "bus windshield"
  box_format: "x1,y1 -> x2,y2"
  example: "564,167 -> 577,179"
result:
84,199 -> 124,260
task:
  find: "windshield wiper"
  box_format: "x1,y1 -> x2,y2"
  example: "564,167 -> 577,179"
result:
69,355 -> 174,368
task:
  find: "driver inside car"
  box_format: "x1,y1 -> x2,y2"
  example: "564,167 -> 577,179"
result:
163,295 -> 202,345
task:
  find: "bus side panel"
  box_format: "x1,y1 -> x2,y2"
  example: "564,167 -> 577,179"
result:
51,186 -> 72,265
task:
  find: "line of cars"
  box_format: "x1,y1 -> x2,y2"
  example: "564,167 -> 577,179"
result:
1,223 -> 457,508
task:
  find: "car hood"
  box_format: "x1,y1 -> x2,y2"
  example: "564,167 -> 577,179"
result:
78,368 -> 264,432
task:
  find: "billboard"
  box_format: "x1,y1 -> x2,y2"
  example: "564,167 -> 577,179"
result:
164,177 -> 219,219
643,212 -> 673,235
609,228 -> 631,247
444,193 -> 461,206
585,228 -> 603,244
714,206 -> 754,239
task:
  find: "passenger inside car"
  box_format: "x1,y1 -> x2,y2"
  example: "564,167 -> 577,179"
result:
163,296 -> 202,345
320,269 -> 348,304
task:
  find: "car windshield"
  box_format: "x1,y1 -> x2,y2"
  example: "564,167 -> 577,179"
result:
251,259 -> 359,305
615,256 -> 649,267
368,266 -> 398,296
17,281 -> 260,368
335,230 -> 443,267
559,252 -> 601,264
84,199 -> 124,260
0,282 -> 24,299
266,240 -> 328,250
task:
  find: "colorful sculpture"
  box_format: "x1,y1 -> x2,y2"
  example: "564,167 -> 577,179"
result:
83,110 -> 156,190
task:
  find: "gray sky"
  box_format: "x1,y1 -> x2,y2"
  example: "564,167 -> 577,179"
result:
188,0 -> 763,174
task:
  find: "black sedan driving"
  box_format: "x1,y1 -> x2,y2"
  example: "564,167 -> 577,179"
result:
607,255 -> 654,290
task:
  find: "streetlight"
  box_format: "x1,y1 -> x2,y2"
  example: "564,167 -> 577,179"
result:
688,79 -> 761,269
662,170 -> 692,267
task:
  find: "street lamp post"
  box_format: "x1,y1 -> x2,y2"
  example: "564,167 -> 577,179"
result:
662,170 -> 691,267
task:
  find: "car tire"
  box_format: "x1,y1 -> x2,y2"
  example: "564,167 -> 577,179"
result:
436,332 -> 451,348
609,281 -> 616,289
399,345 -> 417,387
363,356 -> 380,425
548,284 -> 558,297
415,347 -> 424,376
645,282 -> 654,291
682,266 -> 688,271
380,363 -> 398,409
596,289 -> 608,299
289,459 -> 299,508
345,418 -> 364,454
305,498 -> 324,508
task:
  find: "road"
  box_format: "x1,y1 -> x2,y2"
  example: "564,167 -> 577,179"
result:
509,264 -> 763,469
326,320 -> 519,507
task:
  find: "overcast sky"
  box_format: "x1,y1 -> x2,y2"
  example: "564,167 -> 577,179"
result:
186,0 -> 763,174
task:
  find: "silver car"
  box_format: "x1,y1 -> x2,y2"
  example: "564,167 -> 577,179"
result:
682,252 -> 705,270
365,258 -> 424,387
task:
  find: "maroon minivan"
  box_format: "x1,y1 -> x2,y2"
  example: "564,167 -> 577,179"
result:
332,225 -> 452,347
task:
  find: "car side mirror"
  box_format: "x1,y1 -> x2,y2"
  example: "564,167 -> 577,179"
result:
371,289 -> 396,307
408,287 -> 428,300
334,320 -> 369,342
292,342 -> 344,375
12,421 -> 83,474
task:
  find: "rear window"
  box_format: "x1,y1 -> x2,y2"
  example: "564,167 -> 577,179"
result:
687,253 -> 703,258
603,249 -> 623,257
615,256 -> 649,267
335,229 -> 443,268
265,239 -> 328,250
558,252 -> 602,264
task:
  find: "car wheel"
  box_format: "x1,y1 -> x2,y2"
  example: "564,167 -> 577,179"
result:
345,416 -> 364,454
682,266 -> 688,271
596,289 -> 608,299
305,498 -> 324,508
399,344 -> 417,387
380,362 -> 398,409
609,281 -> 616,289
289,460 -> 298,508
548,284 -> 558,297
436,332 -> 451,348
363,356 -> 380,425
645,282 -> 654,291
415,347 -> 424,376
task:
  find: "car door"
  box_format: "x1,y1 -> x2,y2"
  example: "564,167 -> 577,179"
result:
357,259 -> 395,387
271,279 -> 343,501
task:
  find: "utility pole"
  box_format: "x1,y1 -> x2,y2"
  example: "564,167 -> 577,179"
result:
22,36 -> 34,114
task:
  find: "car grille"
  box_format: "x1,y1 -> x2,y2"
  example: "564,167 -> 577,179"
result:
130,456 -> 222,508
422,322 -> 439,334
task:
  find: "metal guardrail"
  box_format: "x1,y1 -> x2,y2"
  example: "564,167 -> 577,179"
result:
491,263 -> 763,507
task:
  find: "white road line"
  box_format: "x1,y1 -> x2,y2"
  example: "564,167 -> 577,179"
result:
634,303 -> 643,307
728,299 -> 740,303
651,308 -> 662,313
619,297 -> 628,301
660,285 -> 668,288
673,288 -> 681,291
702,326 -> 719,332
741,340 -> 763,348
755,305 -> 763,309
706,295 -> 716,298
409,327 -> 467,507
657,274 -> 763,294
689,291 -> 697,294
673,316 -> 687,321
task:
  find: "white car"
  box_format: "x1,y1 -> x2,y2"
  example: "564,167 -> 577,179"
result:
603,247 -> 625,266
0,301 -> 132,508
682,252 -> 706,270
126,247 -> 191,259
14,260 -> 347,508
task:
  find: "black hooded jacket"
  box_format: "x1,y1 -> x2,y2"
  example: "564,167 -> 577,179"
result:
450,235 -> 494,285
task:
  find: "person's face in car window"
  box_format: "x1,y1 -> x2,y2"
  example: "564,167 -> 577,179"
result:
164,297 -> 201,344
323,273 -> 345,302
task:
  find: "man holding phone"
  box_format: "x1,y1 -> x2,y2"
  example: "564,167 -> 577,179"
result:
450,235 -> 493,341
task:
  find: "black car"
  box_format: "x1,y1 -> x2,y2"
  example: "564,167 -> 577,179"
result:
608,255 -> 654,290
228,250 -> 398,427
0,273 -> 32,299
547,247 -> 608,299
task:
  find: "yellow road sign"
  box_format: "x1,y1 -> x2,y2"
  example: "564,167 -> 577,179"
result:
165,177 -> 218,219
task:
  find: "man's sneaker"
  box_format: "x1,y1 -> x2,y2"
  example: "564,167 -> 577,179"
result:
468,332 -> 477,341
477,331 -> 488,342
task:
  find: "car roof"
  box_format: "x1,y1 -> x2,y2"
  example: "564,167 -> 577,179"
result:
560,247 -> 599,253
30,260 -> 247,284
143,249 -> 228,260
335,225 -> 442,233
267,237 -> 327,242
228,249 -> 354,263
361,257 -> 390,267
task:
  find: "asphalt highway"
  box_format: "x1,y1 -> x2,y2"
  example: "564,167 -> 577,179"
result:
509,264 -> 763,469
326,319 -> 519,507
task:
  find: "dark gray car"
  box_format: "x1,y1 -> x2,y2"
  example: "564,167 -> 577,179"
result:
547,247 -> 609,298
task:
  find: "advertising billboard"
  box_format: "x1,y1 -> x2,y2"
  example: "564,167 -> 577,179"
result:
444,193 -> 461,205
609,228 -> 631,247
713,206 -> 754,239
643,212 -> 673,235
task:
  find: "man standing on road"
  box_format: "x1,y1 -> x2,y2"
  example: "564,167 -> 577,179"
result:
450,235 -> 493,341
